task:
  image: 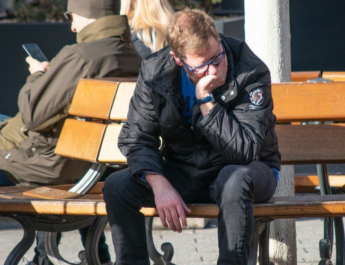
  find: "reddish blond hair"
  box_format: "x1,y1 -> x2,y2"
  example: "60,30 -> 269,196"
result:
166,9 -> 219,58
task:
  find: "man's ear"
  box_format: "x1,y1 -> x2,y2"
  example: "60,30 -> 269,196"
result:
170,51 -> 183,66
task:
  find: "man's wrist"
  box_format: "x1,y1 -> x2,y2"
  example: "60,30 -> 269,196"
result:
196,93 -> 215,106
138,171 -> 159,183
146,174 -> 167,189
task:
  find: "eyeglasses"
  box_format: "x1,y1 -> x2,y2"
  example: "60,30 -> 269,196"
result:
180,43 -> 226,75
64,11 -> 73,22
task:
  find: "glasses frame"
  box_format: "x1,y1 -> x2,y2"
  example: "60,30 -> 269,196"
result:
64,11 -> 73,22
179,43 -> 226,75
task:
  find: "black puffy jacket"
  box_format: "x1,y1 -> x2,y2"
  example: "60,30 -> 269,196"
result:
119,34 -> 281,186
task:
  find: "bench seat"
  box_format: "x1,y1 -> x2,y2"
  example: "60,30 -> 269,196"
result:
1,191 -> 345,219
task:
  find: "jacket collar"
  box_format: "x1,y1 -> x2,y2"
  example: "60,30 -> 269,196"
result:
77,15 -> 131,44
212,34 -> 238,104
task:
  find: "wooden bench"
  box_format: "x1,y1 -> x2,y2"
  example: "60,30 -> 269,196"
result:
290,72 -> 345,193
322,72 -> 345,82
290,70 -> 345,82
1,79 -> 345,265
291,71 -> 321,82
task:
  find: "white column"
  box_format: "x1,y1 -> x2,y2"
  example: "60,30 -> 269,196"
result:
245,1 -> 297,264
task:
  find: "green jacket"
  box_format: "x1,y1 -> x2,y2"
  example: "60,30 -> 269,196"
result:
0,15 -> 142,186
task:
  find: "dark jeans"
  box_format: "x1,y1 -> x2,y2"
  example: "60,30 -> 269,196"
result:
103,160 -> 277,265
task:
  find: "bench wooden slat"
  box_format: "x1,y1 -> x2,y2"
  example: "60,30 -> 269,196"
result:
322,72 -> 345,82
291,71 -> 321,82
55,119 -> 106,162
110,82 -> 136,121
69,79 -> 119,119
277,124 -> 345,164
295,175 -> 345,193
273,82 -> 345,122
22,187 -> 80,199
98,124 -> 126,163
1,195 -> 345,219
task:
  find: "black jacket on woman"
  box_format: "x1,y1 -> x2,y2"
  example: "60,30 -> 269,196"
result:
131,31 -> 152,58
119,34 -> 281,188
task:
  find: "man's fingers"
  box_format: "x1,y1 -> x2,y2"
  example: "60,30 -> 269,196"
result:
170,208 -> 183,232
182,201 -> 191,213
164,210 -> 177,232
25,56 -> 32,63
176,204 -> 188,229
158,210 -> 168,228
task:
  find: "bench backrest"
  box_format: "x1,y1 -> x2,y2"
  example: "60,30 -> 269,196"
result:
290,71 -> 345,82
291,71 -> 321,82
322,72 -> 345,82
55,79 -> 345,168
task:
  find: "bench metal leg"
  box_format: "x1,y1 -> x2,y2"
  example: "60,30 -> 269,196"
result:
4,216 -> 36,265
334,217 -> 345,265
317,163 -> 338,265
45,232 -> 87,265
84,216 -> 109,265
145,217 -> 176,265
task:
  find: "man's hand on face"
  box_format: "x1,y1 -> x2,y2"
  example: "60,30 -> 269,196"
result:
146,174 -> 191,233
26,57 -> 49,74
195,55 -> 228,99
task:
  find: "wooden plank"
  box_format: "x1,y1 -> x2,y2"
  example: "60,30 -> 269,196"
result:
98,124 -> 127,163
69,79 -> 119,119
272,82 -> 345,122
98,76 -> 137,82
1,195 -> 345,219
295,175 -> 345,193
277,124 -> 345,164
23,187 -> 80,199
322,72 -> 345,82
109,81 -> 136,121
55,119 -> 106,162
291,71 -> 320,82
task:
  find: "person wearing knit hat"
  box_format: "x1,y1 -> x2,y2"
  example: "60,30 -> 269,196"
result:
0,0 -> 142,265
67,0 -> 120,19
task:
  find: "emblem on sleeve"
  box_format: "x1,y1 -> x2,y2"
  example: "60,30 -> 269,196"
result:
250,88 -> 264,105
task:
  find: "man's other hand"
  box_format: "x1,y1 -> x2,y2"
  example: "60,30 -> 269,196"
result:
146,174 -> 191,233
26,57 -> 49,74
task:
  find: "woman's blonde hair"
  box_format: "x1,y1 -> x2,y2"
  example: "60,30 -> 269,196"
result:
121,0 -> 174,53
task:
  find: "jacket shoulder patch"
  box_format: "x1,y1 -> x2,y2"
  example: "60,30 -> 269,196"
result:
249,88 -> 264,106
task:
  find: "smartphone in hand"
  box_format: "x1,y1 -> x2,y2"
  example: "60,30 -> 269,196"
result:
22,43 -> 48,62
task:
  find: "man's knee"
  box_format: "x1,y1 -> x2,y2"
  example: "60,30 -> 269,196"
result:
103,169 -> 132,202
215,165 -> 253,202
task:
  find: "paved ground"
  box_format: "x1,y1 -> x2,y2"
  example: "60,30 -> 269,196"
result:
0,216 -> 343,264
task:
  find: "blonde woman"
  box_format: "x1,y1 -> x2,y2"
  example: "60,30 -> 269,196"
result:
121,0 -> 174,58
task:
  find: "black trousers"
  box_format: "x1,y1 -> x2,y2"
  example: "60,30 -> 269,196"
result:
103,160 -> 277,265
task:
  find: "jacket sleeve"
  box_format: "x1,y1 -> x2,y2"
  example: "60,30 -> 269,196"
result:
18,46 -> 89,130
197,63 -> 273,165
118,67 -> 163,177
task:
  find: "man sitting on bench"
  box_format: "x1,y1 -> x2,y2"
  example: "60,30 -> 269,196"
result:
103,9 -> 280,265
0,0 -> 142,264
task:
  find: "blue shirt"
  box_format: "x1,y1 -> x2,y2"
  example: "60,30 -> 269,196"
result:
272,167 -> 280,182
180,67 -> 196,124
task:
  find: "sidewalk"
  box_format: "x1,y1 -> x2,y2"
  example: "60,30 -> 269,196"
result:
0,217 -> 343,264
